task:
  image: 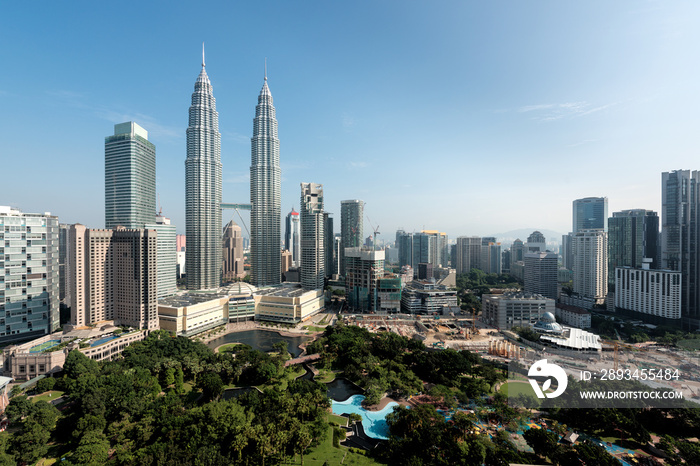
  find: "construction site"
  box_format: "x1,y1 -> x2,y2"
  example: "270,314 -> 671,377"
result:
342,313 -> 506,351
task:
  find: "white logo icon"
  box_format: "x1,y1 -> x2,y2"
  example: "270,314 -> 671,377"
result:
528,359 -> 568,399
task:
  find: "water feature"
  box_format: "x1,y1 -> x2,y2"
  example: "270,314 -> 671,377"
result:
331,394 -> 399,440
221,387 -> 257,401
326,377 -> 363,401
207,329 -> 310,357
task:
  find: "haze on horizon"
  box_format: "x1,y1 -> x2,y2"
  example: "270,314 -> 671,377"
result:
2,1 -> 699,243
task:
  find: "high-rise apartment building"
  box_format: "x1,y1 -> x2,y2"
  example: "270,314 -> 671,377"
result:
284,208 -> 300,267
58,223 -> 69,304
68,225 -> 157,329
608,209 -> 659,286
185,53 -> 222,290
573,197 -> 608,232
422,230 -> 448,268
572,229 -> 608,304
105,122 -> 156,230
662,170 -> 700,329
455,236 -> 482,274
524,252 -> 558,300
250,73 -> 281,287
143,215 -> 177,299
300,183 -> 324,290
340,200 -> 363,276
0,207 -> 60,343
222,220 -> 245,281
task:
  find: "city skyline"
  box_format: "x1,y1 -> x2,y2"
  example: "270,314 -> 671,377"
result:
3,2 -> 700,240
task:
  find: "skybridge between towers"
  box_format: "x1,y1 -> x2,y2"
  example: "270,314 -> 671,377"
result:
221,203 -> 252,237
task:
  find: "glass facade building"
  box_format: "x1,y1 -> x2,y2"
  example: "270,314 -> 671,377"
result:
250,74 -> 281,287
105,122 -> 156,230
608,209 -> 659,287
573,197 -> 608,232
0,206 -> 60,343
185,55 -> 222,290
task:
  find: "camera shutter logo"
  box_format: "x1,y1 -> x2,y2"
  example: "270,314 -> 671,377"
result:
527,359 -> 568,399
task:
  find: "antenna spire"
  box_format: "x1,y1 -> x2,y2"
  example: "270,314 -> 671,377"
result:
264,58 -> 267,81
202,42 -> 206,68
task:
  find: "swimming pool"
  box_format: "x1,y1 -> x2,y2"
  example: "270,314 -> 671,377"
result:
331,394 -> 399,440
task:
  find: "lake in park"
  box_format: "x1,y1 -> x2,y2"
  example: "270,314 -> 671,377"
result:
207,329 -> 310,357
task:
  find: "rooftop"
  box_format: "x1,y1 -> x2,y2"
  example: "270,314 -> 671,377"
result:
159,291 -> 228,308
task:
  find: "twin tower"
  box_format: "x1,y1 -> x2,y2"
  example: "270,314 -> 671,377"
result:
185,52 -> 280,290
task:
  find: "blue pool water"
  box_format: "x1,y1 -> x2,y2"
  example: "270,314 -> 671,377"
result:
90,335 -> 118,347
331,394 -> 399,440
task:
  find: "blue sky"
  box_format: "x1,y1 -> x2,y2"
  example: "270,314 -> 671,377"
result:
2,1 -> 700,243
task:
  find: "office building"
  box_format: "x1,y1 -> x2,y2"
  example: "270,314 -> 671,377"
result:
0,207 -> 60,343
250,72 -> 281,287
662,170 -> 700,329
58,223 -> 69,304
524,252 -> 558,300
285,208 -> 300,267
525,231 -> 546,253
222,220 -> 245,281
158,292 -> 228,337
185,52 -> 222,290
482,292 -> 554,330
340,200 -> 363,276
608,209 -> 659,286
572,229 -> 608,305
300,183 -> 325,290
511,239 -> 524,263
345,248 -> 384,311
323,212 -> 334,279
144,215 -> 177,299
573,197 -> 608,232
105,122 -> 156,230
68,225 -> 158,330
400,280 -> 458,314
377,276 -> 402,313
561,233 -> 574,271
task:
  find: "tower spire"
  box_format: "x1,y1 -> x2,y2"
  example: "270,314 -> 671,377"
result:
264,57 -> 267,81
202,43 -> 206,68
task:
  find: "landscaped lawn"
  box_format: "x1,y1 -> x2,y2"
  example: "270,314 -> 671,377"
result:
30,390 -> 64,403
217,342 -> 245,353
498,380 -> 540,407
316,368 -> 339,383
288,413 -> 384,465
305,325 -> 327,333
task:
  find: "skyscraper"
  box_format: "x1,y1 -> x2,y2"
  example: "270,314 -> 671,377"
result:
608,209 -> 659,286
662,170 -> 700,329
145,215 -> 177,298
323,212 -> 334,279
185,50 -> 222,290
222,220 -> 245,281
573,197 -> 608,232
340,200 -> 363,276
284,208 -> 300,267
455,236 -> 481,274
300,183 -> 324,290
105,122 -> 155,229
250,71 -> 281,287
572,229 -> 608,304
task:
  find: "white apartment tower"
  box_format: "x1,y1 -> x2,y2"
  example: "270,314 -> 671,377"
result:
300,183 -> 325,290
0,207 -> 60,342
572,229 -> 608,304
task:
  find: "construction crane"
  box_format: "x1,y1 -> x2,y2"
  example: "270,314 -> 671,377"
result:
366,216 -> 380,251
